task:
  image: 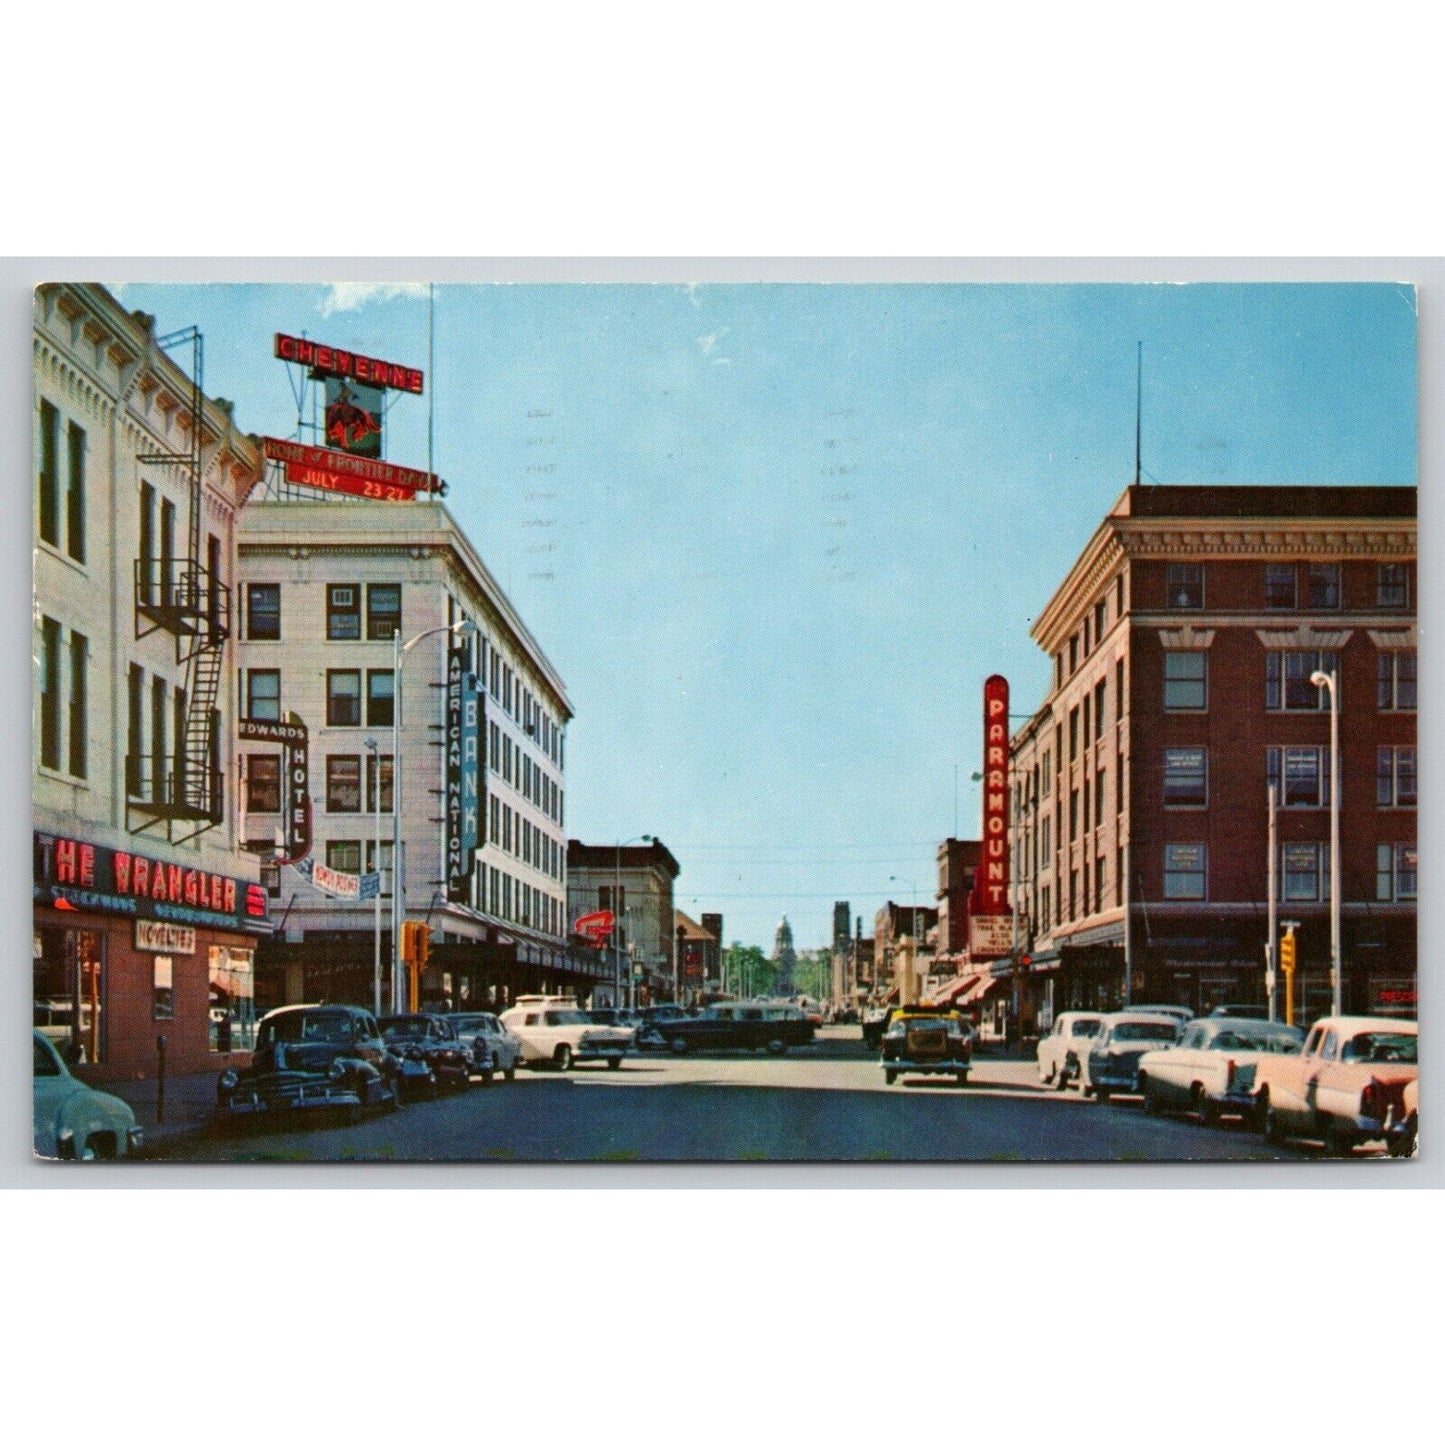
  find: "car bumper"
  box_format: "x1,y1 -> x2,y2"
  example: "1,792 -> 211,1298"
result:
882,1058 -> 970,1075
218,1083 -> 364,1116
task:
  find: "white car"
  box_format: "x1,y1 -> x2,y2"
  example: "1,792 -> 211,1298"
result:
1036,1011 -> 1105,1090
33,1030 -> 144,1160
498,996 -> 633,1071
1135,1017 -> 1304,1125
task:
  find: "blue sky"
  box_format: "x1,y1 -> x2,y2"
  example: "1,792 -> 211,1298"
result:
116,280 -> 1418,951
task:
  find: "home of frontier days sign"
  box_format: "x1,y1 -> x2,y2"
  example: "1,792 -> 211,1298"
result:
967,674 -> 1013,960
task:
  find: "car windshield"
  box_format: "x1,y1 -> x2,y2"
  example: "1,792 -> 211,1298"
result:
1071,1019 -> 1102,1037
1110,1021 -> 1178,1042
1341,1032 -> 1417,1064
262,1011 -> 354,1045
382,1019 -> 430,1040
544,1010 -> 590,1026
33,1036 -> 62,1077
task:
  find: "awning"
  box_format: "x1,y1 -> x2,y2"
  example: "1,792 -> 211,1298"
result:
955,973 -> 999,1005
926,975 -> 975,1005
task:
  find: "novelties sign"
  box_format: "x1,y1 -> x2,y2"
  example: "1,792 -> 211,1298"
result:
967,674 -> 1013,959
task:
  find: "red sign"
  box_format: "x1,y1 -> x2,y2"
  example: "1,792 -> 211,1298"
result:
262,437 -> 439,501
575,910 -> 615,945
274,333 -> 424,394
970,674 -> 1012,920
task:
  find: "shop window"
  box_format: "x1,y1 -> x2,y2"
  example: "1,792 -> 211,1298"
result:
1167,563 -> 1203,609
326,754 -> 361,812
1265,564 -> 1297,609
34,926 -> 105,1065
367,584 -> 401,641
1377,747 -> 1416,808
1377,650 -> 1416,711
366,669 -> 394,726
246,754 -> 281,812
153,954 -> 174,1020
209,945 -> 256,1053
247,583 -> 280,640
1267,746 -> 1332,808
1376,564 -> 1408,609
327,584 -> 361,640
1163,844 -> 1206,899
1376,843 -> 1417,901
1266,650 -> 1337,711
327,669 -> 361,726
246,669 -> 281,722
1163,650 -> 1207,710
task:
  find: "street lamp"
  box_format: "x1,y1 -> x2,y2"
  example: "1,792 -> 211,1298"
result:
365,737 -> 381,1016
1311,669 -> 1342,1017
393,617 -> 475,1014
615,834 -> 653,1008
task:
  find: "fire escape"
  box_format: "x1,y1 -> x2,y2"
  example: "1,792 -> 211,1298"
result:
128,327 -> 229,843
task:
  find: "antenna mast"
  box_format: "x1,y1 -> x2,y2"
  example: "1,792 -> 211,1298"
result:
1134,340 -> 1143,486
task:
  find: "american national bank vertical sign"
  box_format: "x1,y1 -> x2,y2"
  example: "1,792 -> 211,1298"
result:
967,674 -> 1013,959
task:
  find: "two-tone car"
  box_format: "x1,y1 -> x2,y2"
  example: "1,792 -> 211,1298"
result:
1251,1015 -> 1418,1155
1035,1011 -> 1104,1090
498,996 -> 633,1070
880,1006 -> 973,1085
33,1030 -> 144,1160
1135,1017 -> 1304,1124
1077,1012 -> 1183,1101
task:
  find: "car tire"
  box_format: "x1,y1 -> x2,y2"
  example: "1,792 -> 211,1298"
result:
1193,1087 -> 1218,1127
1323,1132 -> 1354,1157
503,1061 -> 517,1082
1263,1100 -> 1287,1146
1140,1076 -> 1160,1113
766,1038 -> 787,1055
670,1036 -> 689,1055
955,1072 -> 968,1087
553,1044 -> 573,1072
1095,1086 -> 1111,1104
1054,1063 -> 1070,1092
608,1056 -> 623,1070
884,1069 -> 897,1085
1040,1061 -> 1055,1087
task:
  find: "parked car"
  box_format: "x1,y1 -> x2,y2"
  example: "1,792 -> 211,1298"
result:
33,1030 -> 144,1160
1077,1012 -> 1183,1101
498,996 -> 633,1070
1251,1015 -> 1418,1154
451,1011 -> 522,1081
1209,1004 -> 1270,1020
1122,1003 -> 1195,1026
636,1003 -> 691,1050
1035,1011 -> 1105,1090
861,1005 -> 893,1050
880,1007 -> 973,1085
648,1000 -> 816,1055
380,1014 -> 473,1091
1386,1078 -> 1419,1158
1136,1017 -> 1304,1124
216,1003 -> 400,1124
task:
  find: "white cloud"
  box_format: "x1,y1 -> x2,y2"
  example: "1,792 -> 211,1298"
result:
318,282 -> 431,317
697,326 -> 729,357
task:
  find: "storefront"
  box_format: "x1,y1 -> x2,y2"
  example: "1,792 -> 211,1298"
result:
34,831 -> 271,1082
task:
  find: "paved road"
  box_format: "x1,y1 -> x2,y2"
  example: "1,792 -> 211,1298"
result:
150,1030 -> 1367,1164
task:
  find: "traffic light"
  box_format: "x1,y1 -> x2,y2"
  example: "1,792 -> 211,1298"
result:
1279,928 -> 1296,973
415,923 -> 431,970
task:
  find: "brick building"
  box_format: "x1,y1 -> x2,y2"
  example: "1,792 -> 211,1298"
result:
1008,484 -> 1416,1034
567,839 -> 680,1004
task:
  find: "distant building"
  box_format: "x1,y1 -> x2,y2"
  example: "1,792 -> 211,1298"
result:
934,838 -> 981,965
874,900 -> 938,998
772,915 -> 797,994
675,909 -> 719,1000
568,839 -> 680,1004
830,901 -> 852,1005
699,912 -> 724,993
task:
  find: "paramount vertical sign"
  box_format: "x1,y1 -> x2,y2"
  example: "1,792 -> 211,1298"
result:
445,640 -> 481,903
967,674 -> 1013,959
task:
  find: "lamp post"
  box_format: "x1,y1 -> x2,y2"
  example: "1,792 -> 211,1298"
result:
614,834 -> 653,1008
1310,669 -> 1342,1017
393,617 -> 475,1014
365,737 -> 382,1016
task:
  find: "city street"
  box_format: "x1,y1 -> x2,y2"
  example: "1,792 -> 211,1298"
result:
146,1027 -> 1373,1164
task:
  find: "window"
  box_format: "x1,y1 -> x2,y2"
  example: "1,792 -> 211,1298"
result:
1095,766 -> 1106,827
39,617 -> 61,770
38,399 -> 60,546
1377,746 -> 1416,808
1069,635 -> 1078,673
1041,750 -> 1052,796
1307,564 -> 1341,609
364,752 -> 394,813
1265,564 -> 1296,609
1095,858 -> 1105,914
364,839 -> 395,893
1376,843 -> 1417,901
326,755 -> 362,812
127,665 -> 143,795
67,630 -> 87,780
1163,844 -> 1206,899
327,584 -> 361,640
246,669 -> 280,722
1266,650 -> 1337,711
151,678 -> 166,801
160,499 -> 175,597
1167,563 -> 1203,609
1377,650 -> 1416,710
1068,707 -> 1078,761
152,955 -> 174,1021
1163,650 -> 1207,710
327,840 -> 362,874
139,482 -> 156,604
247,583 -> 280,640
247,755 -> 281,812
365,670 -> 393,727
327,670 -> 361,726
1094,599 -> 1106,642
1267,746 -> 1332,808
66,420 -> 86,563
1163,747 -> 1207,807
1282,842 -> 1331,902
1082,695 -> 1091,747
1094,679 -> 1106,740
1069,788 -> 1078,842
1040,814 -> 1051,857
1376,564 -> 1408,609
367,584 -> 401,641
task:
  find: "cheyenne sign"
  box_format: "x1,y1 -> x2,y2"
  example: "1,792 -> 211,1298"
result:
967,674 -> 1013,959
34,832 -> 270,933
274,333 -> 424,394
262,437 -> 439,502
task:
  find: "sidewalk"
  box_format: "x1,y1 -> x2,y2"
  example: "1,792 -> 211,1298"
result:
104,1071 -> 222,1150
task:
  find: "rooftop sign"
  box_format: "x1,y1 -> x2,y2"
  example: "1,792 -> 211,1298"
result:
274,332 -> 424,394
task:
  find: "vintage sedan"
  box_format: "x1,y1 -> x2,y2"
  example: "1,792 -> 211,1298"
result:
1252,1015 -> 1418,1154
451,1011 -> 523,1081
635,1003 -> 692,1050
1077,1013 -> 1183,1101
33,1030 -> 144,1160
380,1014 -> 473,1091
648,1001 -> 816,1055
1036,1011 -> 1105,1090
498,997 -> 633,1070
1136,1017 -> 1304,1124
216,1004 -> 400,1123
880,1007 -> 973,1085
